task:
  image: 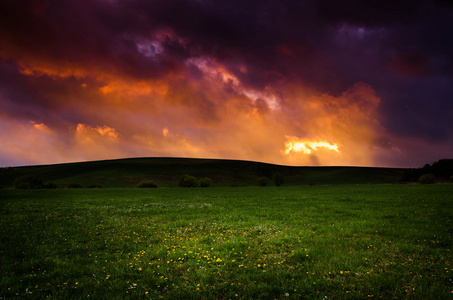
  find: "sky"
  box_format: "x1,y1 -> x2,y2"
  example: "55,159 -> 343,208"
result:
1,0 -> 452,168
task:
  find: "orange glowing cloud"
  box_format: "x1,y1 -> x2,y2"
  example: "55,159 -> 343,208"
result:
0,21 -> 385,167
5,53 -> 384,166
78,124 -> 119,139
30,121 -> 53,134
99,79 -> 169,98
162,127 -> 169,137
18,63 -> 88,80
278,82 -> 382,166
0,117 -> 64,165
75,124 -> 120,148
0,116 -> 127,166
186,58 -> 280,110
284,137 -> 339,154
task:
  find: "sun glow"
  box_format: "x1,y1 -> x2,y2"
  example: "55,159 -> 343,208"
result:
284,136 -> 339,154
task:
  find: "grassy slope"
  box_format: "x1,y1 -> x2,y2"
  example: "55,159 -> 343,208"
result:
0,157 -> 406,188
1,185 -> 452,299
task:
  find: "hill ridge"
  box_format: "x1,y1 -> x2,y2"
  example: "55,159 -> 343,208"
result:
0,157 -> 406,188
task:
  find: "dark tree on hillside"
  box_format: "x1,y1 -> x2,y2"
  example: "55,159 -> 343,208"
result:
179,175 -> 198,187
400,159 -> 453,182
273,172 -> 285,186
422,164 -> 432,174
431,159 -> 453,179
198,177 -> 212,187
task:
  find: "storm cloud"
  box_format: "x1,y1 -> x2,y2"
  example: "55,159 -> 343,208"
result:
1,0 -> 452,167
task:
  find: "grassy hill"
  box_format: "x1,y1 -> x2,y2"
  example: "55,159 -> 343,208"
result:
0,157 -> 406,188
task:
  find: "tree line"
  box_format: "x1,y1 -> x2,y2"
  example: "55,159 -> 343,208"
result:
400,159 -> 453,184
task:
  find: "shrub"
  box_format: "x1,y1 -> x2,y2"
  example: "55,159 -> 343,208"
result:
179,175 -> 198,187
136,181 -> 158,188
273,172 -> 285,187
418,173 -> 436,184
14,175 -> 43,189
258,177 -> 270,186
198,177 -> 212,187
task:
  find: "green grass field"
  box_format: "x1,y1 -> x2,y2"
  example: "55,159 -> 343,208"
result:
1,184 -> 452,299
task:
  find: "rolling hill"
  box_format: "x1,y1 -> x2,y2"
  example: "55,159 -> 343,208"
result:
0,157 -> 406,188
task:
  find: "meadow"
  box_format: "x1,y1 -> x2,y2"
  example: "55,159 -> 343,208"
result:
1,184 -> 452,299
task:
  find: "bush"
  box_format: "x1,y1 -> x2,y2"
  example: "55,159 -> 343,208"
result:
136,181 -> 158,188
258,177 -> 270,187
14,175 -> 43,189
418,173 -> 436,184
273,172 -> 285,187
198,177 -> 212,187
179,175 -> 198,187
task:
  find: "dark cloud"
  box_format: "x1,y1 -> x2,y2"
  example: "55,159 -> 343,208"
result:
316,0 -> 428,26
389,51 -> 429,76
